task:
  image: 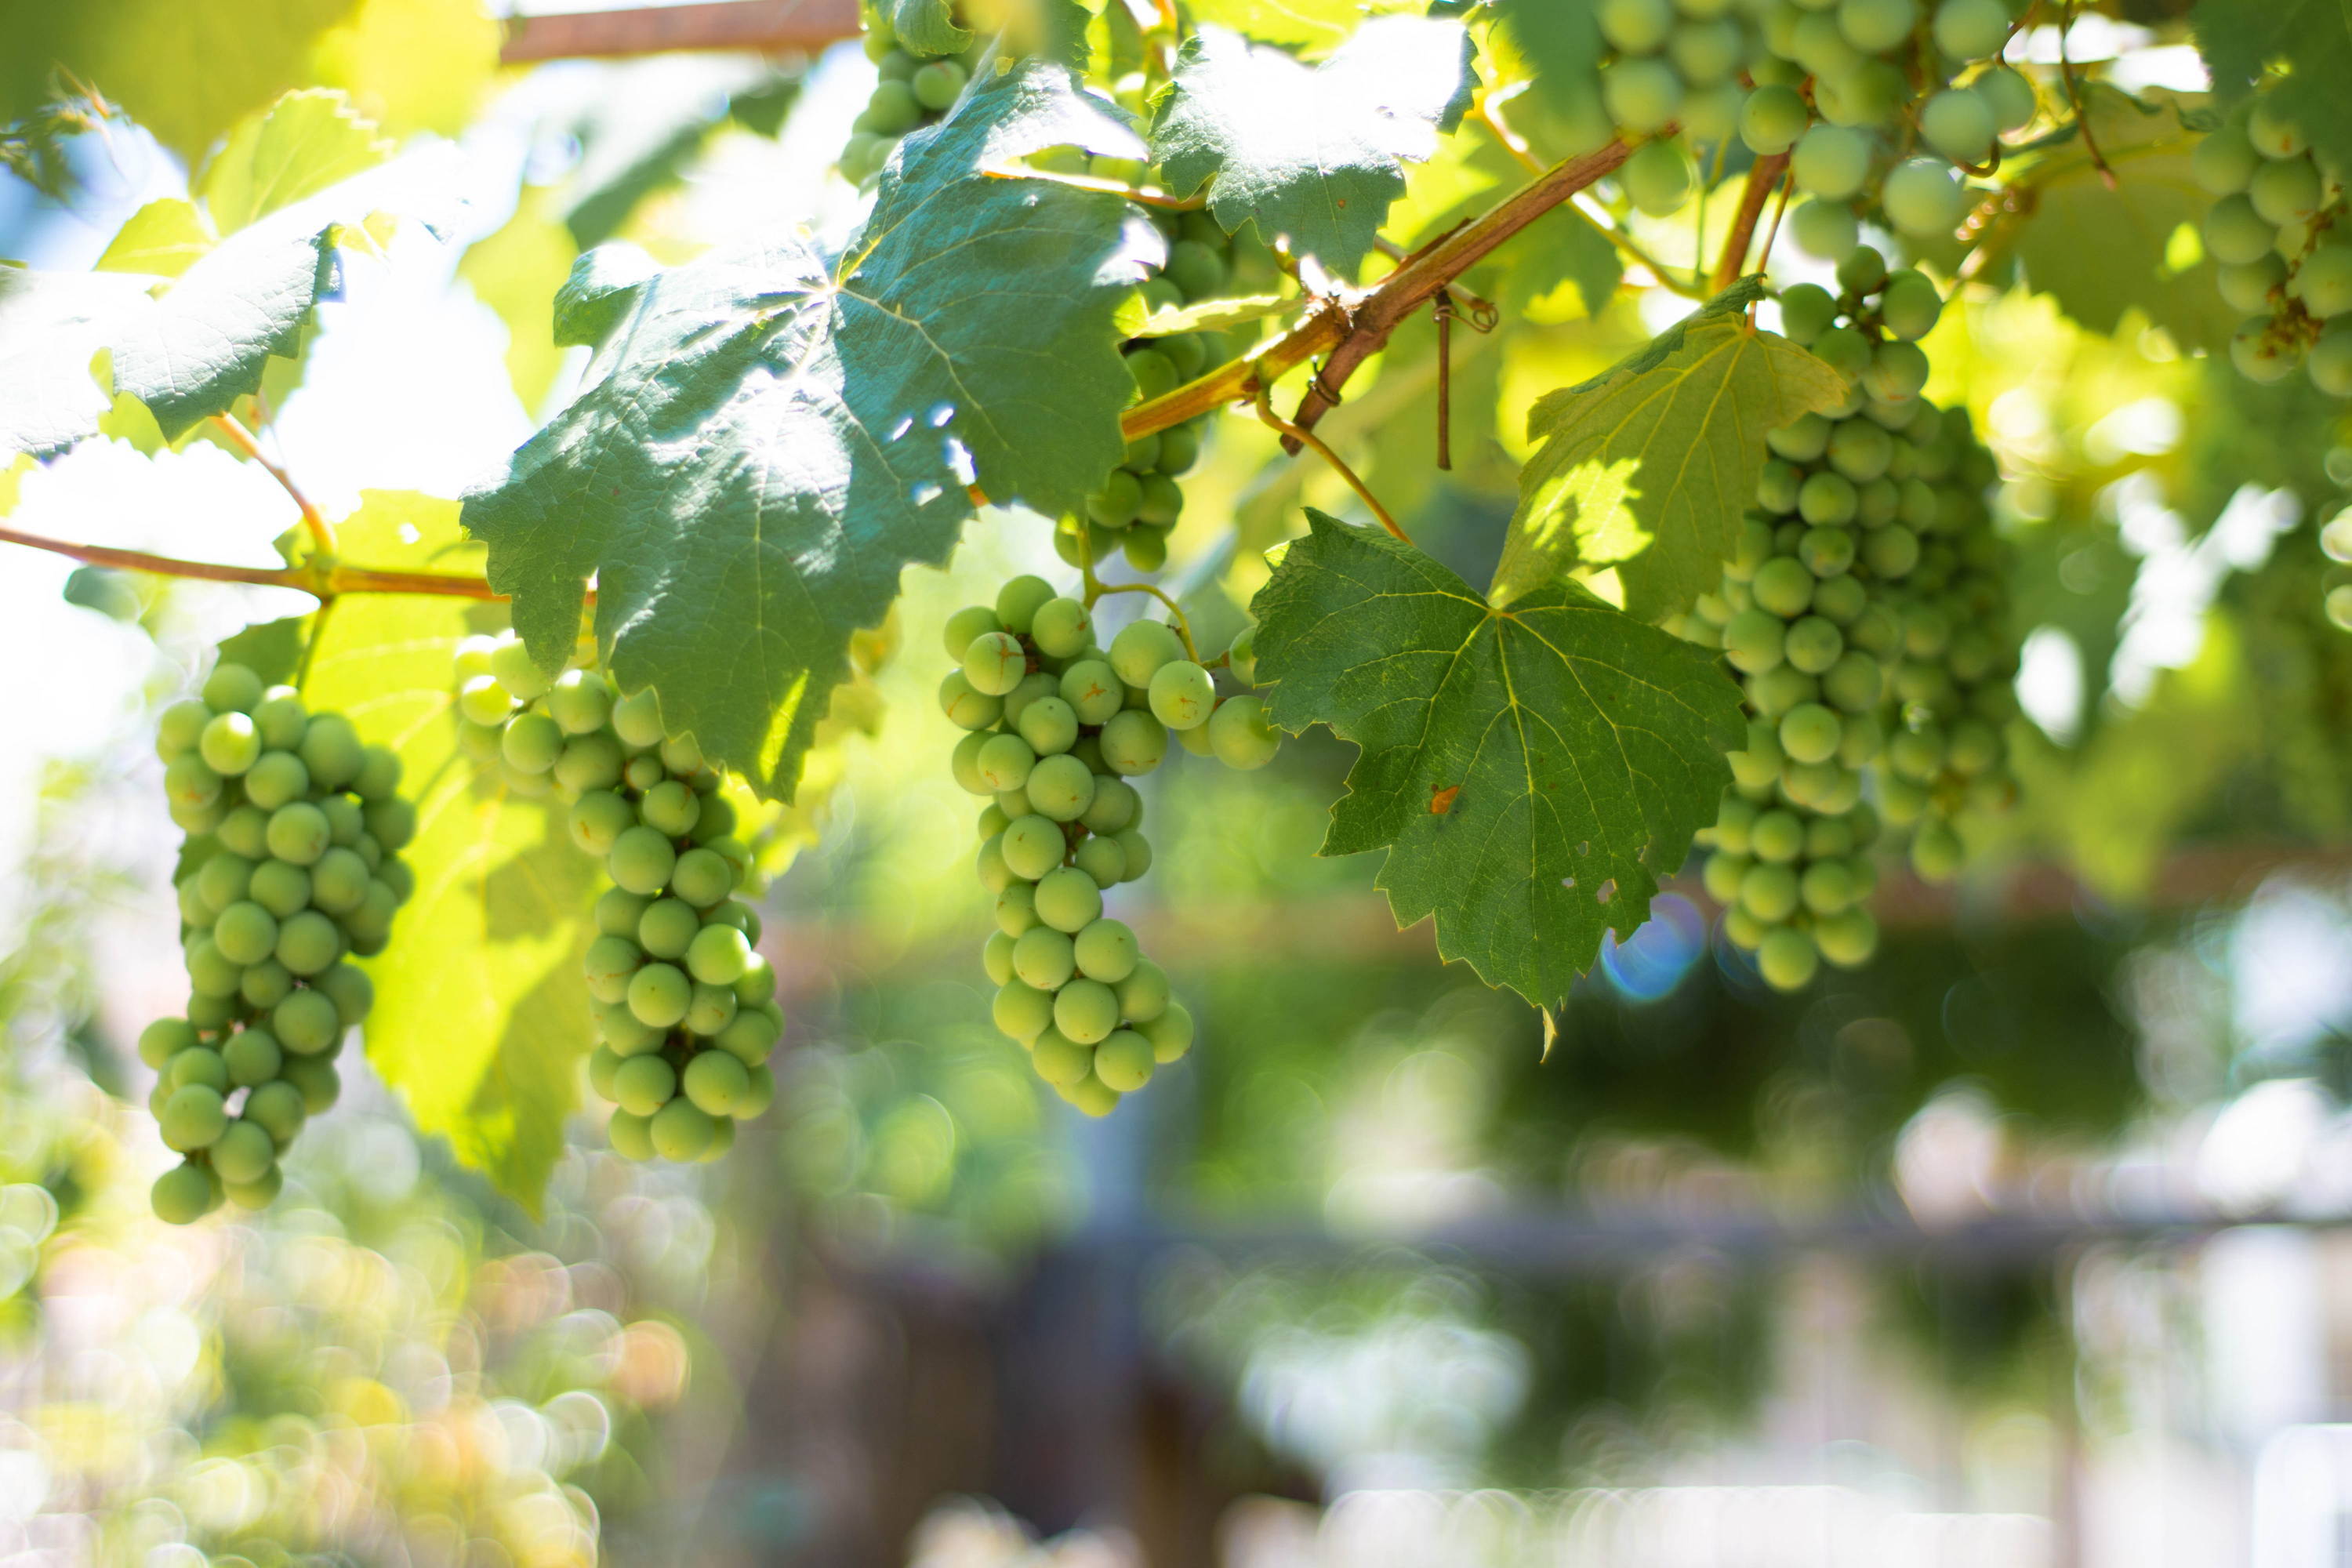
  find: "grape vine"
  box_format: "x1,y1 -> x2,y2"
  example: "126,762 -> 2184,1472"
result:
145,663 -> 416,1221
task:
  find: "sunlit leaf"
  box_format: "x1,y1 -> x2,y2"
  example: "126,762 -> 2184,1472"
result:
1251,510 -> 1745,1008
198,88 -> 393,235
94,198 -> 216,278
1492,280 -> 1846,622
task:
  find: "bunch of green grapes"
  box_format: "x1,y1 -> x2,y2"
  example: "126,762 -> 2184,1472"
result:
1567,0 -> 2026,233
2194,93 -> 2352,395
1059,189 -> 1260,573
1680,256 -> 2014,988
941,576 -> 1279,1112
840,16 -> 980,183
145,662 -> 416,1222
452,633 -> 782,1163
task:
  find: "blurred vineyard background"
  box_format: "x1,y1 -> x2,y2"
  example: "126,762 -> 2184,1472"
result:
7,2 -> 2352,1566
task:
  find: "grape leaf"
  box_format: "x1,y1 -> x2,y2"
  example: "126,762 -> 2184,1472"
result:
551,243 -> 661,350
1485,0 -> 1606,131
1990,86 -> 2235,354
94,199 -> 216,278
307,0 -> 502,137
463,62 -> 1162,800
459,184 -> 579,413
0,219 -> 337,458
1490,279 -> 1846,622
2,0 -> 360,163
1182,0 -> 1371,53
1251,510 -> 1746,1008
1153,17 -> 1477,273
2193,0 -> 2352,179
298,492 -> 597,1209
198,88 -> 393,236
216,615 -> 308,684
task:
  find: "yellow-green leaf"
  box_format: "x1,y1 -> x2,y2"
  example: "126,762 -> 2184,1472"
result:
1492,280 -> 1846,622
299,492 -> 597,1209
198,89 -> 394,235
307,0 -> 499,137
94,198 -> 217,278
459,184 -> 580,415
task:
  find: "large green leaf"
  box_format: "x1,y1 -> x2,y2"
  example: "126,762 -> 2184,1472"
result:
93,198 -> 216,278
1486,0 -> 1606,129
1251,510 -> 1746,1008
1153,17 -> 1476,274
1183,0 -> 1371,53
198,88 -> 392,235
0,219 -> 337,457
299,492 -> 597,1208
2193,0 -> 2352,179
1993,86 -> 2234,353
0,0 -> 359,163
1490,280 -> 1846,622
463,62 -> 1162,800
459,184 -> 579,414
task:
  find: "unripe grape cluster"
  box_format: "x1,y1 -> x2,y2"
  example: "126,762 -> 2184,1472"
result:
841,17 -> 980,183
2194,92 -> 2352,395
452,633 -> 782,1163
1675,266 -> 2016,989
943,576 -> 1279,1112
1059,188 -> 1256,573
145,662 -> 416,1223
1570,0 -> 2026,252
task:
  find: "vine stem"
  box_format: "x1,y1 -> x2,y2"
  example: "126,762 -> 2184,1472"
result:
209,414 -> 337,557
1093,581 -> 1199,660
2054,2 -> 2117,190
1251,381 -> 1408,544
1711,151 -> 1791,292
1120,136 -> 1638,447
0,522 -> 503,600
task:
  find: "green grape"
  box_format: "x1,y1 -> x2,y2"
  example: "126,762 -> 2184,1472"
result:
1755,927 -> 1820,990
688,923 -> 753,985
1777,288 -> 1838,350
1087,469 -> 1145,528
976,834 -> 1015,894
2231,318 -> 2303,383
2249,97 -> 2307,159
1035,866 -> 1104,933
212,901 -> 279,966
983,931 -> 1017,986
1933,0 -> 2008,57
159,1083 -> 228,1152
202,662 -> 264,714
186,937 -> 241,998
684,1050 -> 752,1115
140,1017 -> 198,1070
316,963 -> 373,1026
264,802 -> 329,866
1974,65 -> 2037,132
637,898 -> 699,960
1002,814 -> 1069,880
198,710 -> 261,776
943,604 -> 1002,659
1029,1028 -> 1090,1086
158,699 -> 213,760
1816,60 -> 1907,129
650,1099 -> 717,1161
1058,660 -> 1124,725
1139,1003 -> 1194,1063
1598,0 -> 1672,50
1053,978 -> 1121,1045
571,790 -> 636,857
995,881 -> 1041,938
670,847 -> 735,907
216,805 -> 270,859
1207,695 -> 1280,770
1702,851 -> 1750,904
274,910 -> 341,975
294,711 -> 364,789
458,674 -> 516,728
1788,12 -> 1862,78
1025,753 -> 1097,820
1740,84 -> 1812,155
1164,240 -> 1228,300
993,980 -> 1056,1043
963,631 -> 1029,696
2219,254 -> 2287,314
1098,710 -> 1169,775
309,847 -> 370,914
1017,694 -> 1080,757
1814,906 -> 1878,966
1882,158 -> 1966,238
1791,198 -> 1860,261
608,825 -> 679,896
604,1109 -> 655,1160
1013,926 -> 1078,989
164,753 -> 223,811
1116,960 -> 1170,1023
1599,60 -> 1693,139
1792,125 -> 1871,200
1031,597 -> 1092,659
169,1047 -> 230,1094
911,58 -> 967,111
1916,90 -> 1993,169
1073,917 -> 1139,983
1621,136 -> 1694,215
1751,808 -> 1804,863
361,794 -> 416,851
716,1002 -> 782,1062
1137,474 -> 1184,528
1783,616 -> 1845,675
1091,1031 -> 1152,1093
2193,125 -> 2262,196
2250,154 -> 2322,225
244,1080 -> 306,1146
546,669 -> 612,735
624,962 -> 691,1029
1670,16 -> 1744,82
635,779 -> 696,837
500,711 -> 563,774
1146,661 -> 1215,730
209,1119 -> 276,1185
686,982 -> 738,1040
1074,834 -> 1128,887
1878,270 -> 1943,340
1740,861 -> 1802,922
1837,0 -> 1915,49
1080,777 -> 1139,834
1108,620 -> 1185,687
151,1162 -> 220,1225
2309,321 -> 2352,395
